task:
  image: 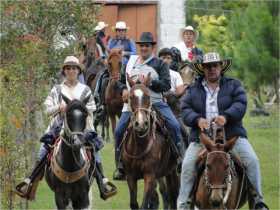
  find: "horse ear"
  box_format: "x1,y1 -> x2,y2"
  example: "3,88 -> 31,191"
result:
61,93 -> 71,105
200,132 -> 215,151
224,137 -> 238,152
144,72 -> 152,87
82,94 -> 91,105
127,73 -> 135,87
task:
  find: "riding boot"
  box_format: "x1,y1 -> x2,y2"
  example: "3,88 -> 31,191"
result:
113,149 -> 126,180
15,152 -> 47,200
95,161 -> 117,200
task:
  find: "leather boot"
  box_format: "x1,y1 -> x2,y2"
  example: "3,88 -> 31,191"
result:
15,154 -> 47,200
113,149 -> 125,180
95,162 -> 117,200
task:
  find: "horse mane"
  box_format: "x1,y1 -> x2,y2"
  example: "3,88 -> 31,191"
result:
130,84 -> 150,97
108,49 -> 122,60
65,99 -> 88,116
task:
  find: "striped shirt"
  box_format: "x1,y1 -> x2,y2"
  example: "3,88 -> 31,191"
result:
44,81 -> 96,133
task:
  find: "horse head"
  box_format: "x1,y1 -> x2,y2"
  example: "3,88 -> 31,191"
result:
128,76 -> 152,138
61,93 -> 90,150
199,123 -> 238,208
108,48 -> 122,80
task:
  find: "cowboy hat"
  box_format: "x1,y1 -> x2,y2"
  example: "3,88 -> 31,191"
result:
136,32 -> 156,45
112,21 -> 129,31
180,25 -> 199,41
61,56 -> 84,75
192,52 -> 232,75
94,21 -> 108,31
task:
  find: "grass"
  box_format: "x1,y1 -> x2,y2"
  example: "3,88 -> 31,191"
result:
17,105 -> 279,209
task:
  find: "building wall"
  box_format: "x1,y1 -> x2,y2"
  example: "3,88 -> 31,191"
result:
157,0 -> 186,49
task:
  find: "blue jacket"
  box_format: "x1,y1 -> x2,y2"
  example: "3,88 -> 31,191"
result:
180,76 -> 247,142
108,37 -> 137,65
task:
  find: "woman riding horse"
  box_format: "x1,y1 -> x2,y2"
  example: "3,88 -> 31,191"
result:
15,56 -> 116,201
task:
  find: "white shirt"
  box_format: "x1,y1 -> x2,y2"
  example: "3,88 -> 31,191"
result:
202,80 -> 220,122
174,41 -> 193,62
169,69 -> 183,92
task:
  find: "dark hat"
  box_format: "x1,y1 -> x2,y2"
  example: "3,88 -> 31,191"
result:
136,32 -> 156,45
192,52 -> 232,75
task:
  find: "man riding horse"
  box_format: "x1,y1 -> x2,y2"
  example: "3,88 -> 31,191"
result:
177,52 -> 269,210
15,56 -> 116,200
113,32 -> 185,180
94,21 -> 136,116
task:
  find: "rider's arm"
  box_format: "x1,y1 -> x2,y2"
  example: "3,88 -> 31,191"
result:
85,91 -> 96,131
221,80 -> 247,123
149,59 -> 171,92
44,86 -> 60,116
181,87 -> 203,127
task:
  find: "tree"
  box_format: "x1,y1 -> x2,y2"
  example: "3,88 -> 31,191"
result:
0,1 -> 100,208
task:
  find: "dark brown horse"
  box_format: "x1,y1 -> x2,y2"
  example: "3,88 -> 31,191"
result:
121,78 -> 179,209
194,124 -> 254,209
104,49 -> 124,135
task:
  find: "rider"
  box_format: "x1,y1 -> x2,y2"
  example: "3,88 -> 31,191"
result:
94,21 -> 110,57
177,52 -> 269,210
94,21 -> 137,116
113,32 -> 185,180
158,47 -> 185,97
173,25 -> 203,63
15,56 -> 116,200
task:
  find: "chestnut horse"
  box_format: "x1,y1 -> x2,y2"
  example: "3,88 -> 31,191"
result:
104,49 -> 124,135
121,78 -> 179,209
194,123 -> 255,209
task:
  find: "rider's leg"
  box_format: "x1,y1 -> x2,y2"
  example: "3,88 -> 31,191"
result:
177,142 -> 203,210
113,111 -> 131,180
153,101 -> 185,158
94,152 -> 116,200
231,137 -> 269,210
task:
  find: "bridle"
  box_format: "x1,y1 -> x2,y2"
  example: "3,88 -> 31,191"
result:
204,150 -> 233,206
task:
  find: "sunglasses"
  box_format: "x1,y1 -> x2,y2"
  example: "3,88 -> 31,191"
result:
64,66 -> 78,70
139,43 -> 152,48
116,29 -> 127,32
202,62 -> 221,69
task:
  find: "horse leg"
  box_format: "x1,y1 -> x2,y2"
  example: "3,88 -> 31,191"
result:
158,178 -> 169,210
55,192 -> 68,210
141,174 -> 157,209
127,175 -> 139,210
166,171 -> 179,209
110,114 -> 116,136
72,193 -> 90,210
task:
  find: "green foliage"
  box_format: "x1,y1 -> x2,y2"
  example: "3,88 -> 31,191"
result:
0,1 -> 100,208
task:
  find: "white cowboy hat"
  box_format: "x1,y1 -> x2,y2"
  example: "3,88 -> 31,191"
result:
113,21 -> 129,30
61,56 -> 84,74
192,52 -> 232,75
94,21 -> 108,31
180,25 -> 199,41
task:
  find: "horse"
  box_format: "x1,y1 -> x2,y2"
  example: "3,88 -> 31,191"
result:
79,35 -> 109,141
105,48 -> 124,136
45,94 -> 94,209
193,123 -> 255,209
179,62 -> 197,87
121,77 -> 179,209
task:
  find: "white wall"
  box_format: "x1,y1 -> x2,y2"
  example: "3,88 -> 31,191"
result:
158,0 -> 186,49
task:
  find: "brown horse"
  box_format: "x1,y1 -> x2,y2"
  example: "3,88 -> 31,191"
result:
179,62 -> 197,87
194,124 -> 254,209
121,78 -> 179,209
104,49 -> 124,135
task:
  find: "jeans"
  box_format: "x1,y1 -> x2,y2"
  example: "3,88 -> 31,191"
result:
114,102 -> 182,147
177,137 -> 264,209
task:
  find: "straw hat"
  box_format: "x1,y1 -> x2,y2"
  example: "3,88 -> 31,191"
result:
180,25 -> 199,41
113,21 -> 129,30
192,52 -> 232,75
94,21 -> 108,31
61,56 -> 83,75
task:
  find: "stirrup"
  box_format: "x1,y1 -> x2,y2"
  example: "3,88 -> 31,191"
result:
14,178 -> 32,199
100,178 -> 117,200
